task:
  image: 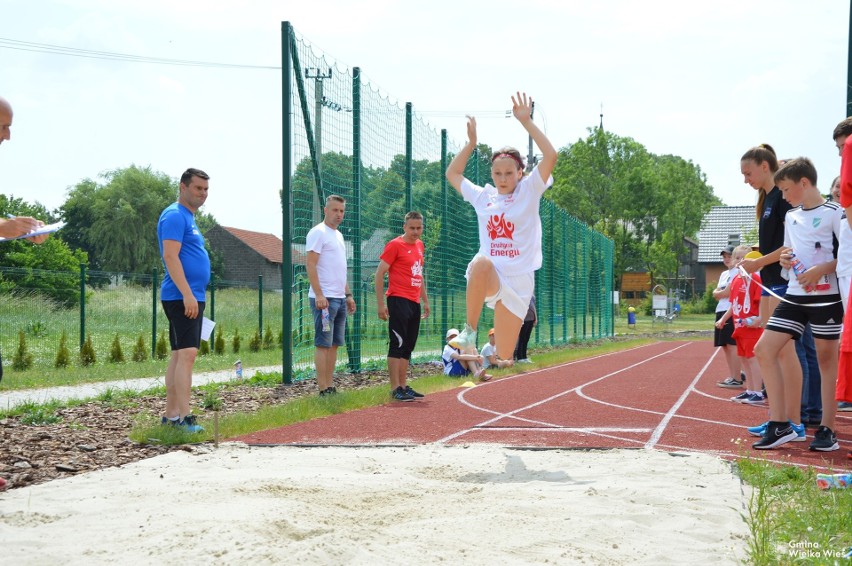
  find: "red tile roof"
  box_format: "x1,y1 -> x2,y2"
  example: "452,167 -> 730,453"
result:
221,226 -> 284,264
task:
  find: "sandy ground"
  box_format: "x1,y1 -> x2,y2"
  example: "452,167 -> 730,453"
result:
0,443 -> 748,565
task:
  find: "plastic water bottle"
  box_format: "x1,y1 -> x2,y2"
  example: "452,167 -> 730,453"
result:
321,308 -> 331,332
789,253 -> 814,292
736,316 -> 758,328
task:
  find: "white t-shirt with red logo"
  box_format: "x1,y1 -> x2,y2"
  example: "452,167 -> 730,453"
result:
460,165 -> 553,276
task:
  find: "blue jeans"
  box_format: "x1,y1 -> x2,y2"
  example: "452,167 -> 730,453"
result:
310,297 -> 347,347
796,324 -> 822,423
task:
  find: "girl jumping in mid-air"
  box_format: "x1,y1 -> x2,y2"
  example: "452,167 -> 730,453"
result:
444,92 -> 557,367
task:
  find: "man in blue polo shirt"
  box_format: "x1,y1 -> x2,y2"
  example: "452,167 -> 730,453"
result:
158,168 -> 210,433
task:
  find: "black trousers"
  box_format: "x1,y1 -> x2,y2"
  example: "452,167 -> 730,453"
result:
514,320 -> 534,360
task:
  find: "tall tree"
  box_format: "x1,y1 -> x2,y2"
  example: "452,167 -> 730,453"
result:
59,165 -> 215,273
0,195 -> 86,305
549,128 -> 719,286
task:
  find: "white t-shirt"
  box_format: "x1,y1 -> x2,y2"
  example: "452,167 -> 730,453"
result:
715,267 -> 737,313
460,165 -> 553,276
837,207 -> 852,277
442,344 -> 461,375
480,342 -> 496,368
305,222 -> 348,299
784,201 -> 842,296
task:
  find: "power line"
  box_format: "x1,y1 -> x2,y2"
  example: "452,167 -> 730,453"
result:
0,37 -> 280,70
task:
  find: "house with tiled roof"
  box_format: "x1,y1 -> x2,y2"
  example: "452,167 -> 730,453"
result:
206,225 -> 391,289
697,205 -> 758,291
205,226 -> 305,288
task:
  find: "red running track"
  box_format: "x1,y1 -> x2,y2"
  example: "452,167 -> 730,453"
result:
234,341 -> 851,471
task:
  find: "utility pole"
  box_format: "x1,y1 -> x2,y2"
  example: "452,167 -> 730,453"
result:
305,67 -> 332,224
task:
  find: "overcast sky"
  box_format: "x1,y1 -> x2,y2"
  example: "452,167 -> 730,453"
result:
0,0 -> 849,237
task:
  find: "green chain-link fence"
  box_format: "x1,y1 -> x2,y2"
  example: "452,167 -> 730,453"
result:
281,22 -> 613,382
0,24 -> 613,380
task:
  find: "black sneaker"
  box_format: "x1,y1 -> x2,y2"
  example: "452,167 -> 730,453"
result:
404,385 -> 424,398
752,421 -> 797,450
392,387 -> 414,402
717,377 -> 744,389
809,426 -> 839,452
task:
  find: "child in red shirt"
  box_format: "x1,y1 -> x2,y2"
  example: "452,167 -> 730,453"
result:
716,246 -> 765,404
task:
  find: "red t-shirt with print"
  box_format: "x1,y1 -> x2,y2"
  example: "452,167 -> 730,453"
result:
380,237 -> 425,303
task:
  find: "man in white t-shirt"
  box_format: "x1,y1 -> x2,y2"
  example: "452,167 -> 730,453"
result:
306,195 -> 356,396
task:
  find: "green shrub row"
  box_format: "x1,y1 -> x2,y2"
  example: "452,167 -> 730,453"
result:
10,325 -> 284,371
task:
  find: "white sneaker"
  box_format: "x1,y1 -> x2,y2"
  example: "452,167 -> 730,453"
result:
517,358 -> 534,364
449,323 -> 477,351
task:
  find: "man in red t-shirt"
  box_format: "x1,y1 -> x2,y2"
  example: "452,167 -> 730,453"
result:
375,211 -> 431,401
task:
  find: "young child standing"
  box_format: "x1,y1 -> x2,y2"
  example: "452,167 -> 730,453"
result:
715,245 -> 765,404
445,92 -> 557,366
752,158 -> 843,451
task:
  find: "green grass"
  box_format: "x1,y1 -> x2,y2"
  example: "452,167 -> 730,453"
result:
737,457 -> 852,564
6,283 -> 677,383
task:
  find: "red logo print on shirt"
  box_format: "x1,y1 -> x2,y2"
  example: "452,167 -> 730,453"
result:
487,213 -> 515,241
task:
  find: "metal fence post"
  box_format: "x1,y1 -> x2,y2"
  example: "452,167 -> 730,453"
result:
349,65 -> 362,373
79,263 -> 86,350
258,274 -> 263,339
440,129 -> 448,341
210,276 -> 215,321
281,22 -> 295,384
152,268 -> 158,358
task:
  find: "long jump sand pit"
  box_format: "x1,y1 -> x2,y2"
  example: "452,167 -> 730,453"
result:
1,443 -> 747,564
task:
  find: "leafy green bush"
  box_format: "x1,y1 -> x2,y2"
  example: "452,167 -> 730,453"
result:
702,282 -> 717,314
249,329 -> 261,352
79,335 -> 96,366
132,335 -> 148,362
108,334 -> 125,363
155,331 -> 168,360
55,330 -> 71,368
214,326 -> 225,355
263,324 -> 274,350
232,328 -> 241,354
12,330 -> 33,370
19,403 -> 61,426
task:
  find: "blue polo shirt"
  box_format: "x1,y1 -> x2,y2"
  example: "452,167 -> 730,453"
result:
157,202 -> 210,302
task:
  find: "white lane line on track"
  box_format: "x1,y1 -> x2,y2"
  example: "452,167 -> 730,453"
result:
435,341 -> 693,443
643,347 -> 720,449
472,427 -> 652,433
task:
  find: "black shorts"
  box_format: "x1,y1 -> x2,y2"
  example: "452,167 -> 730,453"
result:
714,311 -> 736,347
162,300 -> 206,350
387,296 -> 421,360
766,294 -> 843,340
